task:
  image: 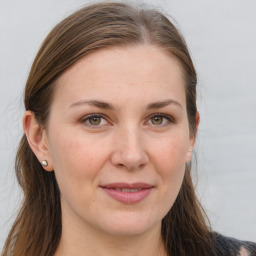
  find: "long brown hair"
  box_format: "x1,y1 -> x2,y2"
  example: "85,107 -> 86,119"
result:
2,2 -> 216,256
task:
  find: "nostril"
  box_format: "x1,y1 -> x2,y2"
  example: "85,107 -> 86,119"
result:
110,137 -> 149,170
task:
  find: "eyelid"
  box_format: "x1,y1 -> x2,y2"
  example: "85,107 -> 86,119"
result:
80,113 -> 110,128
146,113 -> 175,126
80,112 -> 175,129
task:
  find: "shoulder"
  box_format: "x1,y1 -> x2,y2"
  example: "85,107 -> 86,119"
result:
211,232 -> 256,256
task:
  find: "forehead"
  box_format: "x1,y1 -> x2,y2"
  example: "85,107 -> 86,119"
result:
53,45 -> 186,107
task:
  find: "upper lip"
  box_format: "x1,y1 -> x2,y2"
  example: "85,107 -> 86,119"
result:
100,182 -> 154,189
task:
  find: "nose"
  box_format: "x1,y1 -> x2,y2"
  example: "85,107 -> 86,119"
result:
110,128 -> 149,171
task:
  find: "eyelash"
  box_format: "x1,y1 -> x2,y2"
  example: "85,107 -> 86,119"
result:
147,113 -> 175,127
81,114 -> 109,128
80,113 -> 175,128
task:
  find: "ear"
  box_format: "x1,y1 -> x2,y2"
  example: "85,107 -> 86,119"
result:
193,111 -> 200,139
23,111 -> 53,171
186,112 -> 200,163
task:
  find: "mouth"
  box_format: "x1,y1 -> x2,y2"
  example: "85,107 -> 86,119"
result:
113,188 -> 143,192
100,183 -> 154,204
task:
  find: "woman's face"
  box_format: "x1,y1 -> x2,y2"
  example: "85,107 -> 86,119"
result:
45,45 -> 195,236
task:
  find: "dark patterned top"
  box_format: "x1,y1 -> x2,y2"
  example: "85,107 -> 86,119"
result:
213,232 -> 256,256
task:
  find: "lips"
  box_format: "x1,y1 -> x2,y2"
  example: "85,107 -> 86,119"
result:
102,182 -> 153,189
100,183 -> 154,204
113,188 -> 142,192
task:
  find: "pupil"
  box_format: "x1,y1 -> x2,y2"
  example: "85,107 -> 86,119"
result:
152,116 -> 163,124
89,117 -> 100,125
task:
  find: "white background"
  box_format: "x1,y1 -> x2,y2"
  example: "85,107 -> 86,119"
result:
1,0 -> 256,250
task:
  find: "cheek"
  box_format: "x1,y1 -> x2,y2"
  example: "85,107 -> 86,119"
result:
153,133 -> 188,169
150,132 -> 188,192
50,129 -> 103,170
48,134 -> 109,213
48,130 -> 108,192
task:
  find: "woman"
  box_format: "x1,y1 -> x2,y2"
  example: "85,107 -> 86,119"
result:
1,2 -> 256,256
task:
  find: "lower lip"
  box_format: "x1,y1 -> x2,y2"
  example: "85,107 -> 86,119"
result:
102,188 -> 153,204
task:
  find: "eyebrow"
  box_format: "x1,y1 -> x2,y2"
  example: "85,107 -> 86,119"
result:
69,100 -> 114,110
69,99 -> 182,110
146,99 -> 183,110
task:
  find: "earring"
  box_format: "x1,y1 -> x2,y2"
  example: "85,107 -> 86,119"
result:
41,160 -> 48,167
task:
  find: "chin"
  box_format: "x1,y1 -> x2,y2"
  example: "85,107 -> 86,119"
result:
96,211 -> 162,237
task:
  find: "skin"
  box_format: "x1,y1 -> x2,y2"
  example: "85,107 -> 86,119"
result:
24,45 -> 198,256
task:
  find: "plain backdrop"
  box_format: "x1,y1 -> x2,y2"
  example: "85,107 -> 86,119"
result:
1,0 -> 256,250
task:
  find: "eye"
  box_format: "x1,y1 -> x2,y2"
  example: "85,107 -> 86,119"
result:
147,114 -> 174,127
81,114 -> 108,128
88,116 -> 102,125
151,116 -> 164,125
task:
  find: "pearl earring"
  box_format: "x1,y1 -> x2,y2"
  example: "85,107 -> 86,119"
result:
41,160 -> 48,167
